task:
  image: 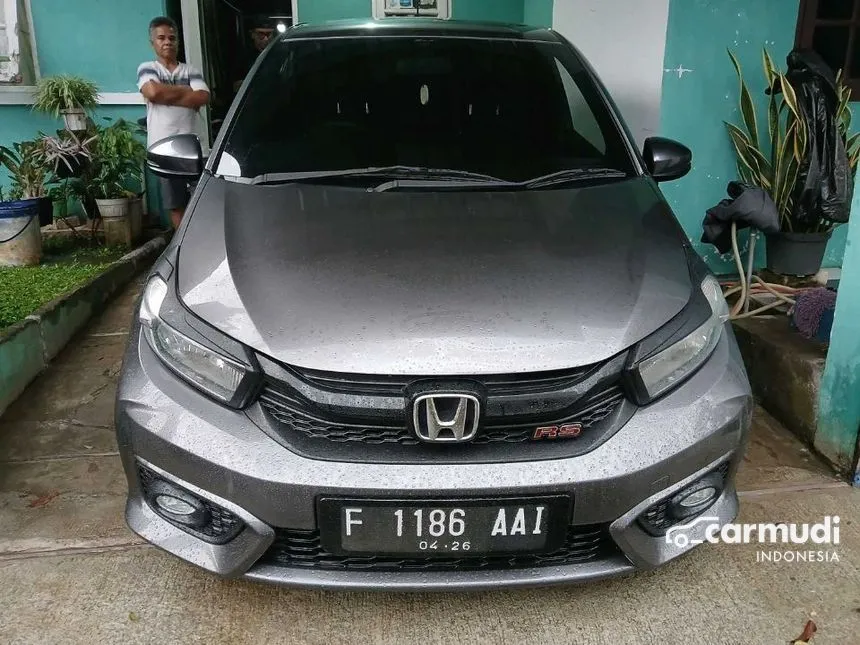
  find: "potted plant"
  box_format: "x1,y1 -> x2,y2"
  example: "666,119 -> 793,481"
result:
0,139 -> 53,226
0,140 -> 49,266
37,130 -> 96,180
32,75 -> 100,131
725,49 -> 860,276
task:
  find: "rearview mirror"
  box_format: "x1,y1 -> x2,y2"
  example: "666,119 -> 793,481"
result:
642,137 -> 692,182
147,134 -> 203,179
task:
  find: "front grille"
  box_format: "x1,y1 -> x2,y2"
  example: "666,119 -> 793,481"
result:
137,464 -> 245,544
259,384 -> 625,446
259,524 -> 620,572
289,363 -> 597,396
638,461 -> 731,535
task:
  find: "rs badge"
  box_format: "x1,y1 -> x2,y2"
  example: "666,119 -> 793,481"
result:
532,423 -> 583,440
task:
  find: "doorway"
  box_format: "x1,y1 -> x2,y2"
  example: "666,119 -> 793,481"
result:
193,0 -> 295,141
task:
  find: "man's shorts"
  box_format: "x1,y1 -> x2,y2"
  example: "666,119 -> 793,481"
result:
159,176 -> 190,211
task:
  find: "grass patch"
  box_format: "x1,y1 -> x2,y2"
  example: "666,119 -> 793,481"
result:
0,242 -> 127,330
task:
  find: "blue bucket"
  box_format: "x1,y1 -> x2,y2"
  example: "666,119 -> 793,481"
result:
0,198 -> 40,247
0,197 -> 40,220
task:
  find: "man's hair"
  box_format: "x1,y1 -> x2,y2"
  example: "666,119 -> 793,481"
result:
149,16 -> 178,36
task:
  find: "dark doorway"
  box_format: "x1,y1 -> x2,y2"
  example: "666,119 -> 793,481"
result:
198,0 -> 294,140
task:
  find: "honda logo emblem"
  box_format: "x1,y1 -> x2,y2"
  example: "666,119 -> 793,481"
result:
412,393 -> 480,443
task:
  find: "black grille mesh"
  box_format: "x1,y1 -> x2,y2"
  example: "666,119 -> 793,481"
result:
260,524 -> 620,572
638,461 -> 731,535
137,464 -> 245,544
259,386 -> 625,446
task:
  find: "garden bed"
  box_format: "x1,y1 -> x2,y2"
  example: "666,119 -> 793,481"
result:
0,237 -> 126,331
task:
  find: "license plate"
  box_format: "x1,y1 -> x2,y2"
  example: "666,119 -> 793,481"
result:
318,496 -> 571,556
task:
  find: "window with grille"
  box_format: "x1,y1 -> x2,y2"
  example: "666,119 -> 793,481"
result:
0,0 -> 36,85
372,0 -> 451,20
796,0 -> 860,93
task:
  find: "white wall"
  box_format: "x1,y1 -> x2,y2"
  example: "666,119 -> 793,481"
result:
552,0 -> 670,148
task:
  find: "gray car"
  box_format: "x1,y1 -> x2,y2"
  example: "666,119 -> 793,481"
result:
116,18 -> 753,591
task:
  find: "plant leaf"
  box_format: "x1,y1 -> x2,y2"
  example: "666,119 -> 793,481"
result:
726,122 -> 770,189
780,74 -> 806,150
728,49 -> 760,147
762,48 -> 779,88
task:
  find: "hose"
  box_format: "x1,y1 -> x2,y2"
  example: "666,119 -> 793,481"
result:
724,221 -> 803,320
0,213 -> 37,244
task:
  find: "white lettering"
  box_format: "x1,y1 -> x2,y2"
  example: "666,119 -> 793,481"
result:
705,523 -> 721,543
510,508 -> 526,536
833,516 -> 840,544
345,508 -> 363,536
811,517 -> 830,544
721,523 -> 742,544
533,506 -> 545,535
743,523 -> 755,543
491,509 -> 507,536
789,523 -> 810,544
759,523 -> 789,543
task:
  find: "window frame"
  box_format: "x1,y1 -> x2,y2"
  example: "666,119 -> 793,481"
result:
372,0 -> 451,20
0,0 -> 39,88
796,0 -> 860,93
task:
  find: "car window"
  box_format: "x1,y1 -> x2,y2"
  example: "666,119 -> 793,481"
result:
215,35 -> 634,182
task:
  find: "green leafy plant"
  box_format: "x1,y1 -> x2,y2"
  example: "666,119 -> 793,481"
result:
0,139 -> 50,199
37,130 -> 96,176
725,48 -> 860,233
32,75 -> 99,117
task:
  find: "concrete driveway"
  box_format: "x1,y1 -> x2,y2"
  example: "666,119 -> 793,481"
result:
1,276 -> 858,645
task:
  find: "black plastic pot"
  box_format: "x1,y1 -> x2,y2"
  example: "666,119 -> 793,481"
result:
765,230 -> 833,276
38,196 -> 53,226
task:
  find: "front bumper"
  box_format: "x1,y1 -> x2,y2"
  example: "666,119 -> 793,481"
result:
116,321 -> 753,591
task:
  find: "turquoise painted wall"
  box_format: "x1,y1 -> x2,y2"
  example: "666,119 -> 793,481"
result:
29,0 -> 161,93
524,0 -> 554,27
296,0 -> 370,24
660,0 -> 850,272
452,0 -> 522,22
818,170 -> 860,477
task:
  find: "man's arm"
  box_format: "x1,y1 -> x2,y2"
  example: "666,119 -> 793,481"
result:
175,66 -> 211,110
139,80 -> 194,105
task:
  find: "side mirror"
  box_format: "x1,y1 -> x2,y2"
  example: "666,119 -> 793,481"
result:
147,134 -> 203,179
642,136 -> 692,182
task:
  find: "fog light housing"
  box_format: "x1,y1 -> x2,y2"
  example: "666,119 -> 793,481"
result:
638,463 -> 730,536
146,480 -> 210,528
668,472 -> 724,521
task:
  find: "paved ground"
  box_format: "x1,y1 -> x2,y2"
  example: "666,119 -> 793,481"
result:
1,275 -> 859,645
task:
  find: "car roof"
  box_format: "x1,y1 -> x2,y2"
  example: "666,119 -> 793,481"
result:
283,18 -> 563,43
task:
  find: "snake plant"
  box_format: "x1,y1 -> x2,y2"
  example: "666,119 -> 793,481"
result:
725,48 -> 860,232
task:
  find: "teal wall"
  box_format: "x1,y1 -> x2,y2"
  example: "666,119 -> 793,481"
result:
818,171 -> 860,478
452,0 -> 522,22
296,0 -> 370,24
29,0 -> 161,93
524,0 -> 554,27
660,0 -> 849,272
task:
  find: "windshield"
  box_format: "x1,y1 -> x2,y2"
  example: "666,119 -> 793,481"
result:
214,35 -> 635,183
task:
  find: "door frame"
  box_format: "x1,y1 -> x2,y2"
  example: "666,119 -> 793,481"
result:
178,0 -> 301,150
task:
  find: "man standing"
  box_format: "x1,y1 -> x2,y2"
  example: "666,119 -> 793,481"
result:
137,16 -> 210,230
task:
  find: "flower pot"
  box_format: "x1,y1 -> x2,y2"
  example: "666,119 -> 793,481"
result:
61,108 -> 88,132
765,230 -> 833,276
38,196 -> 54,227
96,197 -> 132,247
0,198 -> 43,267
128,196 -> 143,242
95,197 -> 130,220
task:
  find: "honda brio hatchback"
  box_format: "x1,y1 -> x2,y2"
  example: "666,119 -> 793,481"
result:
117,19 -> 753,590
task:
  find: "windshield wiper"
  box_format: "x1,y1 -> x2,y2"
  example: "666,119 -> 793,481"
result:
249,165 -> 510,186
523,168 -> 628,189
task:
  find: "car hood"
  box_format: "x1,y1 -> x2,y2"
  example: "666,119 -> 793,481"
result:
177,176 -> 692,375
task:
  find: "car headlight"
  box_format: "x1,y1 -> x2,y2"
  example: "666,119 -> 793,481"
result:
139,275 -> 250,404
634,275 -> 730,401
